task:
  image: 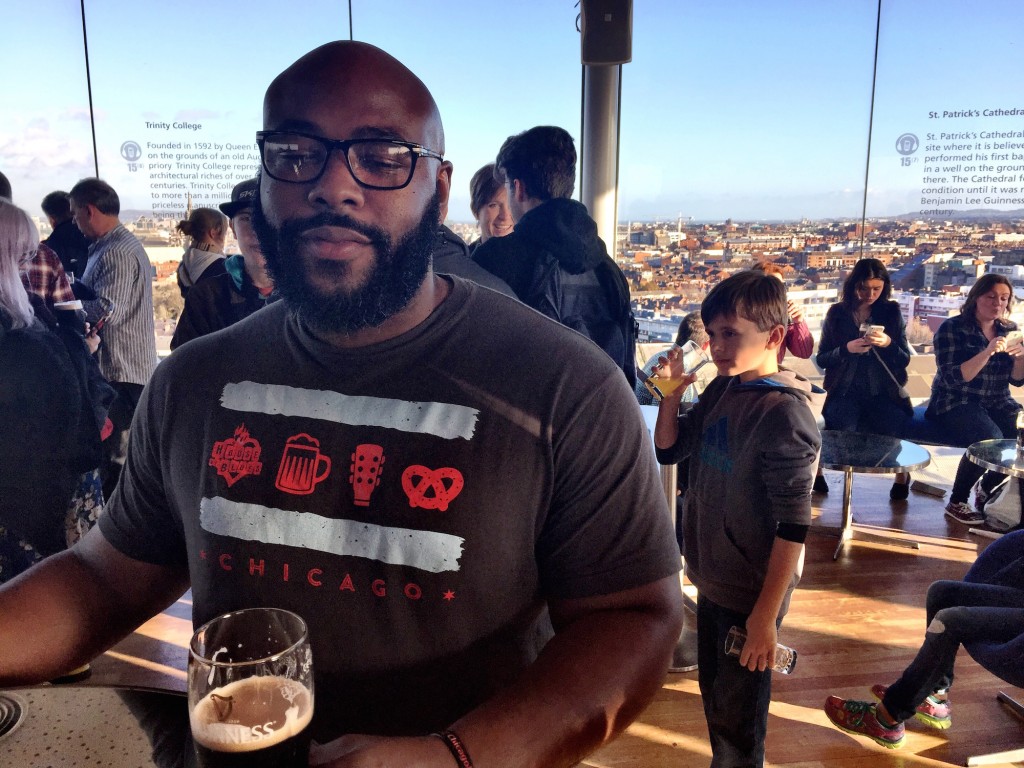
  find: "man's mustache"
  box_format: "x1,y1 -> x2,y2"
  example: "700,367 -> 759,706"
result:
277,212 -> 389,249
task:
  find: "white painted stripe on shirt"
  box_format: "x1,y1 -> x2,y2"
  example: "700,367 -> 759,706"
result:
220,381 -> 478,441
200,496 -> 464,573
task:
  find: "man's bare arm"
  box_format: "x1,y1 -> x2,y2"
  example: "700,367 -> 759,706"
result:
460,574 -> 684,767
0,527 -> 190,685
313,574 -> 685,768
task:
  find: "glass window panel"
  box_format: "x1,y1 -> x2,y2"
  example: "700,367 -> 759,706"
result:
72,0 -> 346,219
352,0 -> 581,226
0,0 -> 94,215
621,0 -> 878,222
867,0 -> 1024,219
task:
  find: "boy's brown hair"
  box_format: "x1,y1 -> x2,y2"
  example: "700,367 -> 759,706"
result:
701,270 -> 787,332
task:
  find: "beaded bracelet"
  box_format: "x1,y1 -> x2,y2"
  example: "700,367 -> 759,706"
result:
432,729 -> 474,768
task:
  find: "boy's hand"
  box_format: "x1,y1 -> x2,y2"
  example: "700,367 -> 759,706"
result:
653,347 -> 698,388
740,613 -> 778,673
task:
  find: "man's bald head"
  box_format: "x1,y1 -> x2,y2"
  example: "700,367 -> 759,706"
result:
264,41 -> 445,154
253,42 -> 453,339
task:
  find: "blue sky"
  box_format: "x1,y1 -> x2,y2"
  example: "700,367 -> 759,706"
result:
1,0 -> 1021,222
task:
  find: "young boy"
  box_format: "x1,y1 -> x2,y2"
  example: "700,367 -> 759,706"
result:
654,270 -> 823,767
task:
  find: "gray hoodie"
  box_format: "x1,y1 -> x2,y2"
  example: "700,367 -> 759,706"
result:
656,369 -> 824,617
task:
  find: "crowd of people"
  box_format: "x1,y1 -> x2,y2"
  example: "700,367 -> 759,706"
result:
0,39 -> 1020,768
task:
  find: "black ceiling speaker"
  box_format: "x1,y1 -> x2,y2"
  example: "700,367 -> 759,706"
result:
581,0 -> 633,65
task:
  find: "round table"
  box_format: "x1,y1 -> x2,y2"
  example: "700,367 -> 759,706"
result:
0,685 -> 194,767
967,438 -> 1024,478
818,430 -> 932,560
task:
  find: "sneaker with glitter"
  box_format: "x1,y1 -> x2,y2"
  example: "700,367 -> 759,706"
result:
944,501 -> 985,525
870,684 -> 951,729
824,696 -> 906,749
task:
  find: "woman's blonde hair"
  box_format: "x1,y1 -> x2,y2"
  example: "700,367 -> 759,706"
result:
0,199 -> 39,328
176,207 -> 227,247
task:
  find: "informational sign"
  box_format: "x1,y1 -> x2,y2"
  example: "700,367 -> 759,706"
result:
866,1 -> 1024,220
912,109 -> 1024,216
119,125 -> 260,218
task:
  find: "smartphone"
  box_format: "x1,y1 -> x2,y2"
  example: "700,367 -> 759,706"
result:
860,323 -> 885,336
1006,330 -> 1023,347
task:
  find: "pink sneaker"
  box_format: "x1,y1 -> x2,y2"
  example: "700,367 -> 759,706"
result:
824,696 -> 905,749
871,684 -> 951,729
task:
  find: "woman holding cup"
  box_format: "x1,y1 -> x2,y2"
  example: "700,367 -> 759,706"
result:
925,274 -> 1024,524
815,259 -> 913,499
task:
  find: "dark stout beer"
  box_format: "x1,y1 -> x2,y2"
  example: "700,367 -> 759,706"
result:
190,675 -> 313,768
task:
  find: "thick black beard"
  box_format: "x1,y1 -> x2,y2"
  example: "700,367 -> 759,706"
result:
252,190 -> 440,334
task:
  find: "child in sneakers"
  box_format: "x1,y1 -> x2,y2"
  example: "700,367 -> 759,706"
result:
654,271 -> 823,767
824,530 -> 1024,749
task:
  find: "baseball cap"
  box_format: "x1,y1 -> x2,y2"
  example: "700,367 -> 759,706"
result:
219,178 -> 258,218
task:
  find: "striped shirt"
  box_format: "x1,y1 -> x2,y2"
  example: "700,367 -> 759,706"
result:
929,312 -> 1024,417
81,224 -> 158,386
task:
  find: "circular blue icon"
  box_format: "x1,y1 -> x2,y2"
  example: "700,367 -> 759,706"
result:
121,141 -> 142,162
895,133 -> 919,156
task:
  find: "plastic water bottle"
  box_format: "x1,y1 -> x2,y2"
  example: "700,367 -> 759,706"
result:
724,626 -> 798,674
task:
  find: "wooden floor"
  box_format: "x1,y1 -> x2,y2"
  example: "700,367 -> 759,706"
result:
84,447 -> 1024,767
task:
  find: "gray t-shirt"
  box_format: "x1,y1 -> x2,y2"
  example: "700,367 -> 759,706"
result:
100,277 -> 680,739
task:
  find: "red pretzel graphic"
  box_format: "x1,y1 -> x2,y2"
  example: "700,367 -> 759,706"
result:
401,465 -> 464,512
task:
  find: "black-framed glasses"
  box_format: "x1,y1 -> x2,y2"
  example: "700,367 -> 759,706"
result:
256,130 -> 444,190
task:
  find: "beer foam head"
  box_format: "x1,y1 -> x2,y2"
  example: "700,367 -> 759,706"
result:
191,675 -> 312,753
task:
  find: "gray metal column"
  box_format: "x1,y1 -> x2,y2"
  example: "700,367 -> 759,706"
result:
580,64 -> 621,255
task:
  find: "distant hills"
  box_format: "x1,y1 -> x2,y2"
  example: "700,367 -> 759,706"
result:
892,208 -> 1024,221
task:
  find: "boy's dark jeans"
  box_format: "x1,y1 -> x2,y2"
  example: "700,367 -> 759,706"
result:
697,595 -> 777,768
882,579 -> 1024,722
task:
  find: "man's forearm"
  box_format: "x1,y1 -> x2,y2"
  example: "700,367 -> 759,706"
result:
0,537 -> 189,685
449,576 -> 684,768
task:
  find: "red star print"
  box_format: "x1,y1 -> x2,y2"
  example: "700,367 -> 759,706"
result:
199,550 -> 207,559
443,590 -> 456,601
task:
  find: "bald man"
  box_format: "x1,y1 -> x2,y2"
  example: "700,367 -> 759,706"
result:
0,42 -> 683,768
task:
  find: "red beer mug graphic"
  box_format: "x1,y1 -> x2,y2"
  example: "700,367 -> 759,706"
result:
275,434 -> 332,495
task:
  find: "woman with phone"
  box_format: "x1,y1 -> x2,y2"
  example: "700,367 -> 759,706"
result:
816,258 -> 913,498
926,273 -> 1024,524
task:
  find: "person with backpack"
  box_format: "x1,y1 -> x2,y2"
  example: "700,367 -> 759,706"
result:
474,126 -> 637,385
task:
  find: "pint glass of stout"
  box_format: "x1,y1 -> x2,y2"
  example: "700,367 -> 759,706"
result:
188,607 -> 314,768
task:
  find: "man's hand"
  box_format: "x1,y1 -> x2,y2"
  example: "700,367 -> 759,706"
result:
309,733 -> 452,767
83,322 -> 102,355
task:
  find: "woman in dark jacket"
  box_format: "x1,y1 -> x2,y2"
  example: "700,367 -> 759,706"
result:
816,258 -> 913,499
0,200 -> 111,583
